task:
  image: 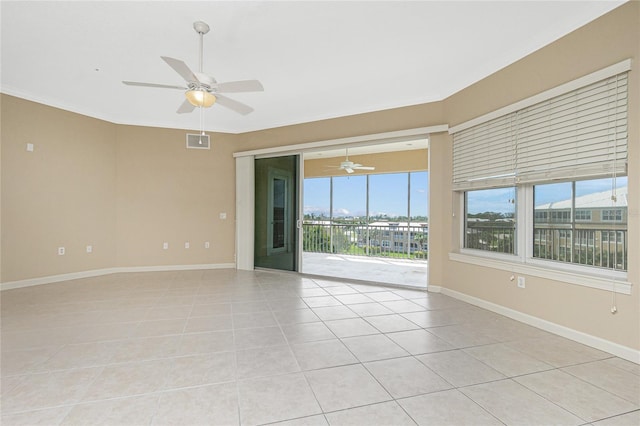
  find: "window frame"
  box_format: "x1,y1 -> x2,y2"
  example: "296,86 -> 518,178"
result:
455,181 -> 629,294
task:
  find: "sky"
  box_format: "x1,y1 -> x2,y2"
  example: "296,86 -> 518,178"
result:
304,172 -> 428,218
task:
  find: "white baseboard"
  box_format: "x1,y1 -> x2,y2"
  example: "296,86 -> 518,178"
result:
0,263 -> 236,291
439,287 -> 640,364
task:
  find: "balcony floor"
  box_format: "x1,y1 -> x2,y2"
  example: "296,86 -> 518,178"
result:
301,252 -> 428,288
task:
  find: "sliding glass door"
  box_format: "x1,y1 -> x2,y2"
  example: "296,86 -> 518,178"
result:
254,155 -> 299,271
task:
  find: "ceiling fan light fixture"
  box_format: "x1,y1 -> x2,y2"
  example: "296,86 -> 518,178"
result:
185,89 -> 216,108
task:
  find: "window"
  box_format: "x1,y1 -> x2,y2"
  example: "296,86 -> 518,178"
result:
464,187 -> 516,254
602,209 -> 623,222
533,177 -> 627,271
452,64 -> 629,278
575,210 -> 592,221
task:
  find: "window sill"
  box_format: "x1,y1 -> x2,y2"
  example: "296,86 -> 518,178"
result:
449,251 -> 632,295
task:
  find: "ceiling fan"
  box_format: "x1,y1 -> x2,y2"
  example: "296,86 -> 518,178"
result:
122,21 -> 263,115
329,148 -> 376,174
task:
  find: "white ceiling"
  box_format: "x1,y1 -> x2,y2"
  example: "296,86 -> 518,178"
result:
1,1 -> 625,134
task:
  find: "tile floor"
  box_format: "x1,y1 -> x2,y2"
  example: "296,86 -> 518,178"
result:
1,269 -> 638,425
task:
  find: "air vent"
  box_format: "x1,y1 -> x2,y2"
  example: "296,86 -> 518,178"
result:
186,133 -> 210,149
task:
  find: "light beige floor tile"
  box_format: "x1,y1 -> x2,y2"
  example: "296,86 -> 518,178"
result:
380,300 -> 425,313
1,406 -> 72,426
2,367 -> 102,413
324,318 -> 379,338
364,291 -> 405,302
591,410 -> 640,426
563,360 -> 640,405
163,352 -> 236,389
110,335 -> 181,363
334,293 -> 375,305
238,372 -> 321,426
304,364 -> 391,412
153,383 -> 239,425
281,322 -> 336,344
75,322 -> 136,343
131,318 -> 186,337
310,306 -> 359,321
38,341 -> 119,371
274,308 -> 321,325
603,358 -> 640,376
461,379 -> 583,425
236,345 -> 300,379
269,414 -> 329,425
417,349 -> 505,387
61,394 -> 158,425
234,326 -> 288,350
0,347 -> 56,376
398,389 -> 502,426
464,343 -> 554,377
184,314 -> 233,333
324,286 -> 359,296
507,335 -> 611,367
82,359 -> 170,401
291,339 -> 358,371
179,330 -> 235,355
233,311 -> 278,329
401,310 -> 467,328
365,314 -> 421,333
516,369 -> 638,422
189,302 -> 232,317
425,324 -> 498,348
325,401 -> 416,425
386,329 -> 454,355
231,300 -> 271,314
346,302 -> 394,317
342,334 -> 409,362
303,296 -> 342,308
145,305 -> 192,320
267,297 -> 309,311
365,356 -> 451,398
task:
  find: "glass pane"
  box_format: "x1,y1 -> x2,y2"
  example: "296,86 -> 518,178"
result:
533,177 -> 627,271
303,177 -> 330,220
465,187 -> 516,254
254,155 -> 298,271
332,175 -> 366,219
410,172 -> 428,222
369,173 -> 408,222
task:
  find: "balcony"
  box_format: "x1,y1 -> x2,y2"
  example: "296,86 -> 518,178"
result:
302,222 -> 428,287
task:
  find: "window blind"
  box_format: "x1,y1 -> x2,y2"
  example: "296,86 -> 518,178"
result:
452,70 -> 628,190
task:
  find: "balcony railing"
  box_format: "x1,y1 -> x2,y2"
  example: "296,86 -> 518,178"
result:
303,222 -> 428,260
465,223 -> 627,271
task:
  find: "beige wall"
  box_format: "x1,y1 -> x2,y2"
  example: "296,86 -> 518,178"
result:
304,149 -> 428,178
1,2 -> 637,352
1,96 -> 117,282
440,2 -> 639,350
115,125 -> 237,268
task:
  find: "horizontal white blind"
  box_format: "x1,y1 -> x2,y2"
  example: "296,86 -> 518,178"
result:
452,71 -> 628,190
452,114 -> 516,190
516,73 -> 627,183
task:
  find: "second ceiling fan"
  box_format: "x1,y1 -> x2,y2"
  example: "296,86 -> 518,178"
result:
122,21 -> 263,115
330,148 -> 375,174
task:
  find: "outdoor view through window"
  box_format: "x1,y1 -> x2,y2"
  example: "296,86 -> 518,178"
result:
303,172 -> 428,260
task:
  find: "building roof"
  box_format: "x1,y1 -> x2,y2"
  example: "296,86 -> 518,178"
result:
535,186 -> 628,210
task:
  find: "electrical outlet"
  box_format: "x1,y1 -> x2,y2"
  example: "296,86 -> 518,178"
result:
517,276 -> 526,289
219,212 -> 227,220
58,247 -> 65,256
163,242 -> 169,250
86,245 -> 93,253
204,241 -> 210,249
26,143 -> 34,152
185,242 -> 190,249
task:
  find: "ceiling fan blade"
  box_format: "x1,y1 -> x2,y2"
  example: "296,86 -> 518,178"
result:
215,94 -> 254,115
122,81 -> 186,90
177,99 -> 196,114
161,56 -> 199,83
215,80 -> 264,93
345,167 -> 354,174
354,166 -> 375,170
